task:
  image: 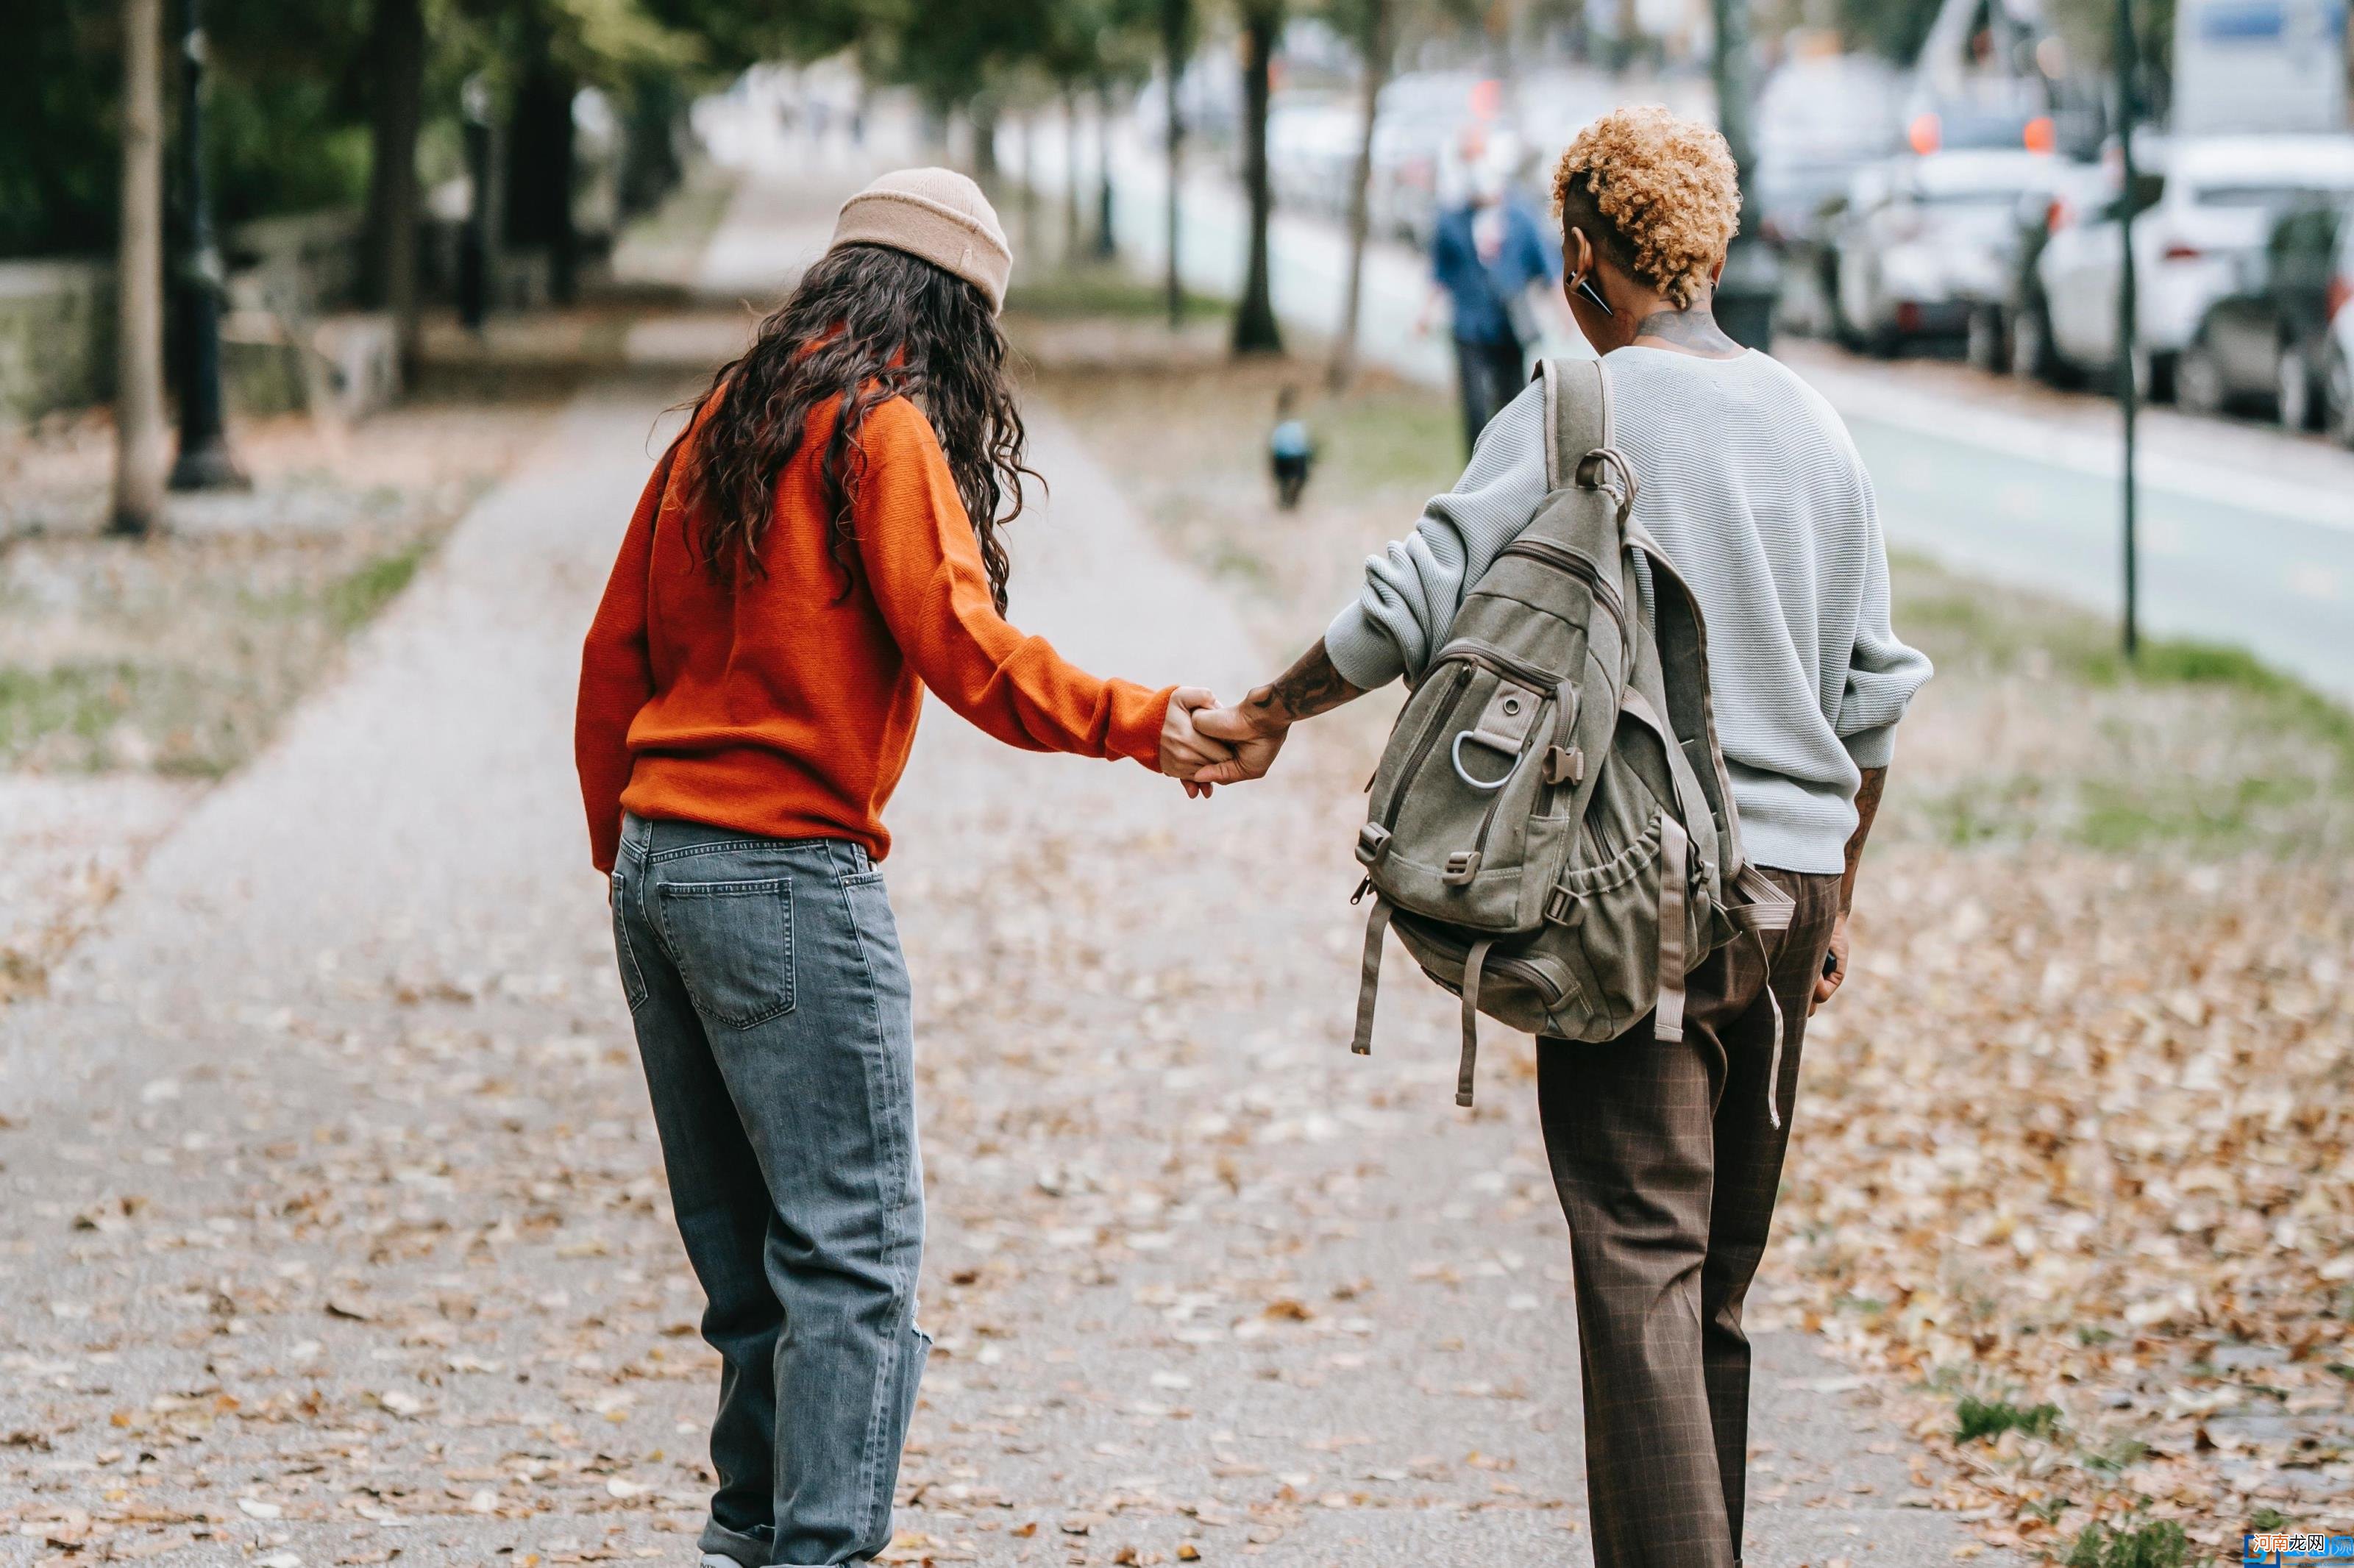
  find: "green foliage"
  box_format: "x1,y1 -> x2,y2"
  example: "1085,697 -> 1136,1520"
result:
324,540 -> 433,635
1,0 -> 809,257
0,663 -> 148,766
0,7 -> 124,256
638,0 -> 864,74
2080,1437 -> 2147,1475
1006,265 -> 1221,319
2250,1505 -> 2291,1532
1890,553 -> 2354,855
1837,0 -> 1943,61
1954,1395 -> 2062,1444
208,75 -> 375,229
2063,1519 -> 2189,1568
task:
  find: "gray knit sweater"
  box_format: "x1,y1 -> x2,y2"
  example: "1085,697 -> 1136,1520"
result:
1323,347 -> 1932,875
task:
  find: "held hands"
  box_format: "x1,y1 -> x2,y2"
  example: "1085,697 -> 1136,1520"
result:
1162,644 -> 1353,793
1189,700 -> 1287,785
1156,689 -> 1291,796
1159,688 -> 1237,799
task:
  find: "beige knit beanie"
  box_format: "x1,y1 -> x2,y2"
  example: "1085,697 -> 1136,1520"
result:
828,168 -> 1013,313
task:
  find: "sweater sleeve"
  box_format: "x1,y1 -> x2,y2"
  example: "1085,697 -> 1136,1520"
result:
1323,379 -> 1551,691
1835,470 -> 1933,769
851,398 -> 1171,767
575,441 -> 678,873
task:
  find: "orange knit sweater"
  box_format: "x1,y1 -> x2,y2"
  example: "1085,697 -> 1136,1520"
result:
575,393 -> 1171,872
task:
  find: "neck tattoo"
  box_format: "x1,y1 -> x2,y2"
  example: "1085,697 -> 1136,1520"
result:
1631,307 -> 1743,355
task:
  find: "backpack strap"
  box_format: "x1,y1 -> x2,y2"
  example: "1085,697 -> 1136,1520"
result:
1757,930 -> 1788,1130
1539,358 -> 1611,492
1457,937 -> 1494,1108
1652,816 -> 1690,1044
1628,524 -> 1746,878
1350,898 -> 1395,1057
1726,863 -> 1796,933
1618,687 -> 1709,846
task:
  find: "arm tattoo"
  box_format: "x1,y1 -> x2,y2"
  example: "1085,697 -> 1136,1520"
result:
1841,766 -> 1887,914
1631,306 -> 1743,356
1242,639 -> 1364,731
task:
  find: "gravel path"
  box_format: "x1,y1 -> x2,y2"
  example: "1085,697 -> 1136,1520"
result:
0,172 -> 2018,1568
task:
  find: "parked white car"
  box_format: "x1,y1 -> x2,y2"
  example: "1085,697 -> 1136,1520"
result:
1829,149 -> 2061,353
2035,134 -> 2354,396
1267,94 -> 1365,220
2325,266 -> 2354,446
1364,72 -> 1487,249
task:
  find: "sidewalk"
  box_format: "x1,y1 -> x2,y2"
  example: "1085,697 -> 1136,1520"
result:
0,163 -> 2017,1568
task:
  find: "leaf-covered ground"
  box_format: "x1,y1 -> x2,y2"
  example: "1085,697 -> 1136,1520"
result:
0,381 -> 570,1005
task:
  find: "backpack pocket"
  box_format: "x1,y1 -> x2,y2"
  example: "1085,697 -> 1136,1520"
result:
1538,770 -> 1715,1043
1365,644 -> 1577,934
1390,910 -> 1584,1038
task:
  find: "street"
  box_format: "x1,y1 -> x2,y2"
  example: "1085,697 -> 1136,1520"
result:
1025,115 -> 2354,700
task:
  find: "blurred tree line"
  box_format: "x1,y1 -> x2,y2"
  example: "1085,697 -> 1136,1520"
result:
4,0 -> 852,261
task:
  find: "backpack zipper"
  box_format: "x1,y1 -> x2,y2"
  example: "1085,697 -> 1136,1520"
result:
1409,923 -> 1568,1007
1432,641 -> 1562,692
1379,661 -> 1473,832
1493,538 -> 1628,636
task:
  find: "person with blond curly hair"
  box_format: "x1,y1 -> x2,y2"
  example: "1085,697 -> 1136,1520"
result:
1194,106 -> 1932,1566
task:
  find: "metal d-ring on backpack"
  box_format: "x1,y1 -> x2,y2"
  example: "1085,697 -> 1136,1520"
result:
1349,358 -> 1796,1116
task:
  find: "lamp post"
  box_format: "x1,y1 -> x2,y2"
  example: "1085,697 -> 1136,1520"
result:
1710,0 -> 1775,349
1162,0 -> 1189,331
167,0 -> 245,491
458,76 -> 494,332
2116,0 -> 2141,660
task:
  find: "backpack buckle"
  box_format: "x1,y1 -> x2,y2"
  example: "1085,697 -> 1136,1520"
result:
1543,746 -> 1584,786
1356,823 -> 1393,866
1443,849 -> 1482,885
1544,885 -> 1584,927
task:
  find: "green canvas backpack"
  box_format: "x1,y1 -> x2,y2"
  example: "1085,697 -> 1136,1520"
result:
1350,357 -> 1796,1113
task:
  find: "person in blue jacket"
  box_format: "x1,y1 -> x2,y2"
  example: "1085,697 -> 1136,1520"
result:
1420,153 -> 1560,457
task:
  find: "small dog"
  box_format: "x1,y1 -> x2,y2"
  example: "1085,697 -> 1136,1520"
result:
1268,387 -> 1315,511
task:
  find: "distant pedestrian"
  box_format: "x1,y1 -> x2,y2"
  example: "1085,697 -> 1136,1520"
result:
1421,143 -> 1559,457
575,168 -> 1232,1568
1268,386 -> 1315,510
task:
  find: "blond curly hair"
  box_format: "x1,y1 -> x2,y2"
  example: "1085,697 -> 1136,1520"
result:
1550,107 -> 1740,310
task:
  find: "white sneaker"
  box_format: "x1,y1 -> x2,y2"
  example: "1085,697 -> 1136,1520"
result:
698,1556 -> 738,1568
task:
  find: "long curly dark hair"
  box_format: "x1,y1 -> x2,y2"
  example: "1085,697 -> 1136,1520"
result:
680,243 -> 1034,612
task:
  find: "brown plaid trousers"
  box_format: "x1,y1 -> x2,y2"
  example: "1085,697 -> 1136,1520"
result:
1537,867 -> 1842,1568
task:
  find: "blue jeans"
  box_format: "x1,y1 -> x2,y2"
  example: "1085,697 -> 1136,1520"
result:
611,814 -> 928,1567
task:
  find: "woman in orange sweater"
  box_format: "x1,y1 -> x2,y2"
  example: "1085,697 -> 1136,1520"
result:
575,170 -> 1228,1568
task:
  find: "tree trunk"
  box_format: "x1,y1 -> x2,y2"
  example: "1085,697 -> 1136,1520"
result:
112,0 -> 166,538
971,96 -> 1000,185
1063,90 -> 1083,264
1616,0 -> 1642,73
1329,0 -> 1389,391
506,50 -> 577,306
618,69 -> 684,220
1093,82 -> 1116,258
1020,112 -> 1039,257
1162,0 -> 1188,329
361,0 -> 424,374
1231,1 -> 1283,356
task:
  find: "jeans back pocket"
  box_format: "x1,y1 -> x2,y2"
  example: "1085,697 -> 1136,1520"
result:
655,877 -> 796,1030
